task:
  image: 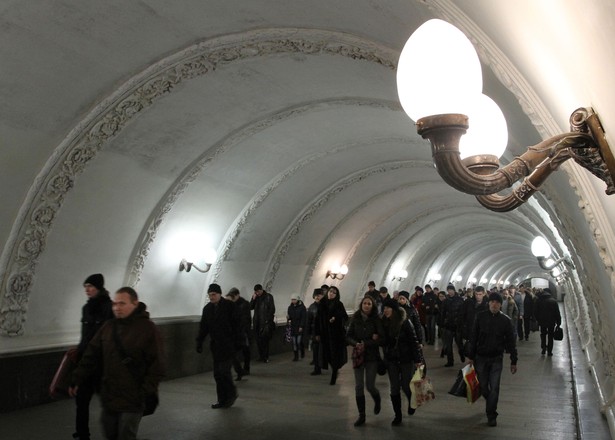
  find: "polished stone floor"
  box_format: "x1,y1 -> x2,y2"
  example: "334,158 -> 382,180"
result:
0,305 -> 611,440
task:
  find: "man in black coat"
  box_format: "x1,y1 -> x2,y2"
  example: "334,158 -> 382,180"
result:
533,288 -> 561,356
306,287 -> 324,375
196,284 -> 242,408
440,285 -> 465,367
74,273 -> 114,440
466,291 -> 518,427
226,287 -> 252,379
250,283 -> 276,363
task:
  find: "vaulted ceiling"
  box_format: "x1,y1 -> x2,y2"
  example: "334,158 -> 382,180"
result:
1,0 -> 614,352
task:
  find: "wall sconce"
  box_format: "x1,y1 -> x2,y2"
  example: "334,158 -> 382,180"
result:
179,248 -> 217,273
392,269 -> 408,282
397,19 -> 615,212
427,272 -> 442,284
531,236 -> 571,271
326,264 -> 348,280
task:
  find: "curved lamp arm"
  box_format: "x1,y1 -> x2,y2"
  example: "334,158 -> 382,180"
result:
179,259 -> 212,273
416,108 -> 614,212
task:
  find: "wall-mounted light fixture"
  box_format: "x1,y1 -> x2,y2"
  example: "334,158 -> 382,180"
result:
179,248 -> 217,273
326,264 -> 349,280
392,269 -> 408,282
427,272 -> 442,284
397,19 -> 615,212
531,236 -> 571,271
467,277 -> 477,286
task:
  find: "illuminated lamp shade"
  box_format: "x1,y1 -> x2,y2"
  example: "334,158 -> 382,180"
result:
339,264 -> 349,275
531,236 -> 552,258
459,94 -> 508,159
397,19 -> 483,122
203,247 -> 218,265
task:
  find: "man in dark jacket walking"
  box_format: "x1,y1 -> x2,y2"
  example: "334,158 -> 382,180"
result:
467,291 -> 518,427
534,288 -> 561,356
73,273 -> 114,440
440,285 -> 464,367
197,283 -> 242,408
226,287 -> 252,379
70,287 -> 164,440
423,284 -> 438,345
307,287 -> 324,375
461,286 -> 488,341
250,284 -> 276,363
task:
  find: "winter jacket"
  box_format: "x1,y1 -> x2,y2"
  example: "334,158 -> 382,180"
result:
401,303 -> 424,345
461,297 -> 488,340
316,296 -> 348,370
197,297 -> 243,361
73,302 -> 164,412
423,291 -> 438,315
235,296 -> 252,342
467,309 -> 517,365
77,290 -> 114,357
382,308 -> 421,364
534,292 -> 561,327
287,301 -> 307,336
346,311 -> 384,362
440,293 -> 464,330
250,291 -> 276,336
306,301 -> 319,339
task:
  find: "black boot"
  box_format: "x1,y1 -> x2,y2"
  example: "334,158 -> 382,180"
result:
300,345 -> 305,358
329,368 -> 338,385
371,392 -> 381,415
354,395 -> 366,426
293,351 -> 299,361
391,394 -> 402,426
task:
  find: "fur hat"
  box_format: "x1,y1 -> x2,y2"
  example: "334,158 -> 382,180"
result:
398,290 -> 410,300
84,273 -> 104,291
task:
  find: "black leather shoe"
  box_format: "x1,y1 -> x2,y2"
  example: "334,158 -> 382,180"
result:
224,394 -> 238,408
211,402 -> 225,409
444,362 -> 454,367
487,418 -> 497,427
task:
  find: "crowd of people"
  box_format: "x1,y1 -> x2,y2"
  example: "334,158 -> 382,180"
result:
67,274 -> 562,439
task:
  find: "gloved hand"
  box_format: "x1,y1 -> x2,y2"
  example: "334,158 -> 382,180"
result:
196,343 -> 203,354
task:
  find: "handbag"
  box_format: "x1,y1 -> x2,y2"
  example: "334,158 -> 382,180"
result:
553,325 -> 564,341
113,321 -> 159,416
284,322 -> 292,343
49,347 -> 78,398
351,343 -> 365,369
410,365 -> 435,409
462,363 -> 480,403
448,369 -> 467,398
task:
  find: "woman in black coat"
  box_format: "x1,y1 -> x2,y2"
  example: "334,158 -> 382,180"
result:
381,298 -> 421,426
287,294 -> 307,361
316,286 -> 348,385
346,295 -> 384,426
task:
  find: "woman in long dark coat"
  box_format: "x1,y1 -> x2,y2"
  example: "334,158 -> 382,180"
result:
316,286 -> 348,385
381,298 -> 421,426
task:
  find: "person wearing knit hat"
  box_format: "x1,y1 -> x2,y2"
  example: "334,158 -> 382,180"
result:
197,283 -> 240,409
466,285 -> 518,427
381,291 -> 422,426
74,274 -> 113,440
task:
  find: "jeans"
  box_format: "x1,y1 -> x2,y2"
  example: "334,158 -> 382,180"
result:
292,335 -> 303,352
353,360 -> 379,398
101,409 -> 142,440
213,358 -> 237,404
474,355 -> 503,419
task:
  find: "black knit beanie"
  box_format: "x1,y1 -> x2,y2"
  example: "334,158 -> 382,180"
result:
84,273 -> 104,291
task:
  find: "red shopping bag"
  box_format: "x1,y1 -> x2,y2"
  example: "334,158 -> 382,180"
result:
49,347 -> 78,398
462,363 -> 480,403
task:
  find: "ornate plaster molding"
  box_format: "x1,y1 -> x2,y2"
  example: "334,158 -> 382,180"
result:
0,28 -> 399,336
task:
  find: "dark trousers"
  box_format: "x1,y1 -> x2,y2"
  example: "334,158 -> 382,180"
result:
213,358 -> 236,404
75,379 -> 96,439
386,361 -> 415,401
517,318 -> 531,339
256,332 -> 271,361
443,328 -> 464,364
311,340 -> 321,372
426,315 -> 437,344
232,334 -> 251,374
101,409 -> 142,440
540,324 -> 555,354
474,355 -> 503,419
